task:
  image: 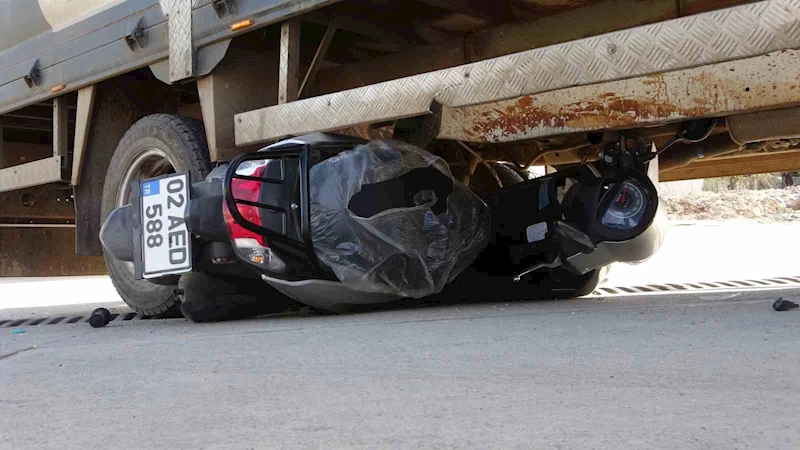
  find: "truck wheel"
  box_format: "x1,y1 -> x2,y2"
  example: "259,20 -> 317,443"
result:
101,114 -> 211,316
494,163 -> 526,185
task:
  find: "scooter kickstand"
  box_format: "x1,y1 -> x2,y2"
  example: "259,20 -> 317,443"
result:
513,253 -> 562,282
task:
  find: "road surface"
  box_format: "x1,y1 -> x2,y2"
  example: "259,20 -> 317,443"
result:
2,288 -> 799,449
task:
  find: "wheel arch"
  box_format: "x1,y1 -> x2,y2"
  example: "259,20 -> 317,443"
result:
73,72 -> 195,256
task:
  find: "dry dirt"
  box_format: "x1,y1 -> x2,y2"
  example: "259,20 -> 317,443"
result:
661,186 -> 800,221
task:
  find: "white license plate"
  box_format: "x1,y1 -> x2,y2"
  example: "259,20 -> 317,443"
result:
140,173 -> 192,279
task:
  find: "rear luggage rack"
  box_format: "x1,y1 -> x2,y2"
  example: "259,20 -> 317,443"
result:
223,138 -> 358,280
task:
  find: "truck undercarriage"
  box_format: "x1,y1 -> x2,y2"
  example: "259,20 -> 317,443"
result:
1,0 -> 799,318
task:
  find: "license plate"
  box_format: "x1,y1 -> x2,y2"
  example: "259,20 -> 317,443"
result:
140,173 -> 192,279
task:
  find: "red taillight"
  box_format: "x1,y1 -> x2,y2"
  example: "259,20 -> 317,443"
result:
223,164 -> 267,246
223,161 -> 287,273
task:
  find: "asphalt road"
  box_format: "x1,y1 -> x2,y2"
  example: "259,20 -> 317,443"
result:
2,288 -> 799,449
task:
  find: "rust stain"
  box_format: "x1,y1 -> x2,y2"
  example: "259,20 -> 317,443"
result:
459,62 -> 800,142
515,97 -> 534,108
643,73 -> 669,102
467,92 -> 712,141
333,123 -> 394,140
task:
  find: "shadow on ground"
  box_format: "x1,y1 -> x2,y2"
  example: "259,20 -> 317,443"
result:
219,268 -> 581,324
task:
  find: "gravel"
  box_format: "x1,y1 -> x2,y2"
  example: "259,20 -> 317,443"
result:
661,186 -> 800,221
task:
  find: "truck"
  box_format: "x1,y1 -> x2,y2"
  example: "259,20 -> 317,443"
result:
1,0 -> 799,320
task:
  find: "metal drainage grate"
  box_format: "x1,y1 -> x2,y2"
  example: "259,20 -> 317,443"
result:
591,276 -> 800,297
0,312 -> 155,329
4,275 -> 800,326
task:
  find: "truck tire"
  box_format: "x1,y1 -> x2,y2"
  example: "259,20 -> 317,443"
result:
101,114 -> 211,316
494,162 -> 526,185
471,162 -> 524,196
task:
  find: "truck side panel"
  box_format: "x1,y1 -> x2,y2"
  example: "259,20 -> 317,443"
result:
0,0 -> 337,115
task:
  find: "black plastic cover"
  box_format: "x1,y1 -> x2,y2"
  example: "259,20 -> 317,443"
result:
98,203 -> 136,262
309,140 -> 492,298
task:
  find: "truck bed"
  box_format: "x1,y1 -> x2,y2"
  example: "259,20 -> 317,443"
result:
0,0 -> 337,115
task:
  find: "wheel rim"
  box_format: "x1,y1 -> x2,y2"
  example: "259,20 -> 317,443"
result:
116,148 -> 175,207
116,148 -> 176,274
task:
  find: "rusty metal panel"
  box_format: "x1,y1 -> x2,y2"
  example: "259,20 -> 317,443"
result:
236,0 -> 800,145
0,157 -> 64,193
0,227 -> 106,277
660,150 -> 800,181
0,187 -> 76,220
439,49 -> 800,142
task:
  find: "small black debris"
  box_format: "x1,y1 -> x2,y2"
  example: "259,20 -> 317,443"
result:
89,308 -> 112,328
772,298 -> 799,312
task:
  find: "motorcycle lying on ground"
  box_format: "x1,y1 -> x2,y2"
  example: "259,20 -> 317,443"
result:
98,120 -> 709,321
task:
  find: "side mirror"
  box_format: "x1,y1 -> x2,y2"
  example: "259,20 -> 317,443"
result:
680,118 -> 717,142
642,117 -> 718,164
659,118 -> 718,153
552,220 -> 595,254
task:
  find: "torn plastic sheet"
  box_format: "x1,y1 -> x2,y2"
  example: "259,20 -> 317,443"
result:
309,140 -> 491,298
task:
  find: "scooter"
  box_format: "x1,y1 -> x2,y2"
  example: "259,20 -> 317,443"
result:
101,123 -> 699,316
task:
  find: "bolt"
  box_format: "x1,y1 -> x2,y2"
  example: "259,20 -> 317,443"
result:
291,203 -> 299,210
607,44 -> 617,55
